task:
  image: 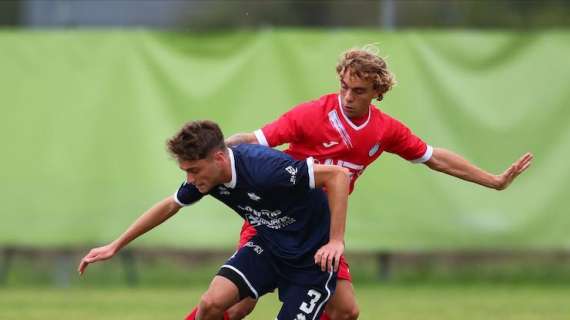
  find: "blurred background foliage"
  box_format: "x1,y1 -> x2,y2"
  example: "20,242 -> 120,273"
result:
0,5 -> 569,317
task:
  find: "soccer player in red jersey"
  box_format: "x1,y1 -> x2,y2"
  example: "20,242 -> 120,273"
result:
185,47 -> 533,320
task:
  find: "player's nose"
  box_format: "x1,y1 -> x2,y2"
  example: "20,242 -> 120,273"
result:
344,90 -> 354,102
186,173 -> 196,184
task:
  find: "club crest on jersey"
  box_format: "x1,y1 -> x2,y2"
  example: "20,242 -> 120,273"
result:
368,143 -> 380,157
285,166 -> 298,184
248,192 -> 261,201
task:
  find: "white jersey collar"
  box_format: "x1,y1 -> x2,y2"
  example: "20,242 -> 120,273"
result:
337,94 -> 371,131
223,148 -> 237,188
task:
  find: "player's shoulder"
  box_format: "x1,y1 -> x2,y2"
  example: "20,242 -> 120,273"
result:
232,144 -> 294,164
232,144 -> 299,184
370,104 -> 405,126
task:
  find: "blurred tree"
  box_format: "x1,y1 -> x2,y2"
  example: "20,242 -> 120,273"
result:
2,0 -> 569,29
0,0 -> 21,26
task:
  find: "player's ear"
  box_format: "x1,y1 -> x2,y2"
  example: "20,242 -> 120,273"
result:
212,149 -> 226,163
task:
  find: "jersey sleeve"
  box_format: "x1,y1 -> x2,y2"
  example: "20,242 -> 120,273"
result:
258,154 -> 316,191
383,116 -> 433,163
173,182 -> 205,206
254,102 -> 313,147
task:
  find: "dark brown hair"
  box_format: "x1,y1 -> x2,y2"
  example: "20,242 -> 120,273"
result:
336,46 -> 397,101
167,120 -> 225,161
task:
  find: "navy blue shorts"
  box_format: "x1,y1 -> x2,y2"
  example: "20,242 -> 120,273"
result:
218,236 -> 337,320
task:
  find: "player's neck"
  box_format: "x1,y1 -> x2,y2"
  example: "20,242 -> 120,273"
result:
348,111 -> 369,126
221,157 -> 232,184
219,150 -> 235,186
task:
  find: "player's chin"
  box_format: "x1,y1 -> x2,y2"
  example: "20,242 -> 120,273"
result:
196,184 -> 212,193
342,106 -> 357,117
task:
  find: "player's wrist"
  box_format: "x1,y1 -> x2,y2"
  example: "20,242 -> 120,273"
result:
490,175 -> 504,190
329,238 -> 344,246
108,241 -> 122,255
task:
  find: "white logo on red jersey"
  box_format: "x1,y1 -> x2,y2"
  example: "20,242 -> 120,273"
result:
328,110 -> 353,148
369,143 -> 380,157
320,158 -> 365,184
322,141 -> 339,148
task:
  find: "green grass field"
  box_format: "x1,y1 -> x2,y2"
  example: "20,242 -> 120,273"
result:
1,284 -> 569,320
2,255 -> 570,319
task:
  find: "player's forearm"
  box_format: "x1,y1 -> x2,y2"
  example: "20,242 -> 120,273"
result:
425,147 -> 499,189
111,197 -> 181,252
323,170 -> 350,242
225,132 -> 258,146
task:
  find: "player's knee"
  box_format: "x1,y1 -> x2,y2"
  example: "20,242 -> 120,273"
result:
328,304 -> 360,320
226,299 -> 256,320
346,305 -> 360,320
198,294 -> 225,318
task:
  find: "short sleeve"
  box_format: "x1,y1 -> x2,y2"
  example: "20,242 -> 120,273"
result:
257,102 -> 315,147
384,116 -> 432,163
173,182 -> 205,206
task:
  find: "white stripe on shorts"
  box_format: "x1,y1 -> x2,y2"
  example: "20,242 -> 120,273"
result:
221,264 -> 259,299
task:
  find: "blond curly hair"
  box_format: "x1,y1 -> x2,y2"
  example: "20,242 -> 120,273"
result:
336,45 -> 396,101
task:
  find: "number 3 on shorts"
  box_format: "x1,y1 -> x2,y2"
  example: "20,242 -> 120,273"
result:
298,289 -> 322,315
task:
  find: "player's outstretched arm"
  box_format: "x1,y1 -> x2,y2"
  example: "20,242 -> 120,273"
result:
225,132 -> 259,146
424,148 -> 533,190
313,165 -> 350,272
77,196 -> 182,275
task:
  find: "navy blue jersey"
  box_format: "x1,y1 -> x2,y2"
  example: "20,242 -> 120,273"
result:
174,144 -> 331,264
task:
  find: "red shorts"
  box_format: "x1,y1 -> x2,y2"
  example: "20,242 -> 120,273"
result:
238,221 -> 352,282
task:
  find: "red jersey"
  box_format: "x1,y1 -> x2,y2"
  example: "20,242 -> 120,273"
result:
254,93 -> 432,193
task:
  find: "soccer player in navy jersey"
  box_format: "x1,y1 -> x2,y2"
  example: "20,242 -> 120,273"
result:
210,46 -> 534,320
78,120 -> 351,320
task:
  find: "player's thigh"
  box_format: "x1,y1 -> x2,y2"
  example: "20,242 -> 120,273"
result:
324,279 -> 359,318
277,282 -> 334,320
226,297 -> 257,320
220,237 -> 277,300
200,275 -> 241,311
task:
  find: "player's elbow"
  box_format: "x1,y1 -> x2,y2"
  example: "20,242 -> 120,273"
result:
165,196 -> 183,213
424,151 -> 448,172
225,132 -> 258,146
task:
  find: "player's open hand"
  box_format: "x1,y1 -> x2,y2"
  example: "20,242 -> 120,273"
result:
494,152 -> 533,190
78,243 -> 118,275
315,240 -> 344,273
